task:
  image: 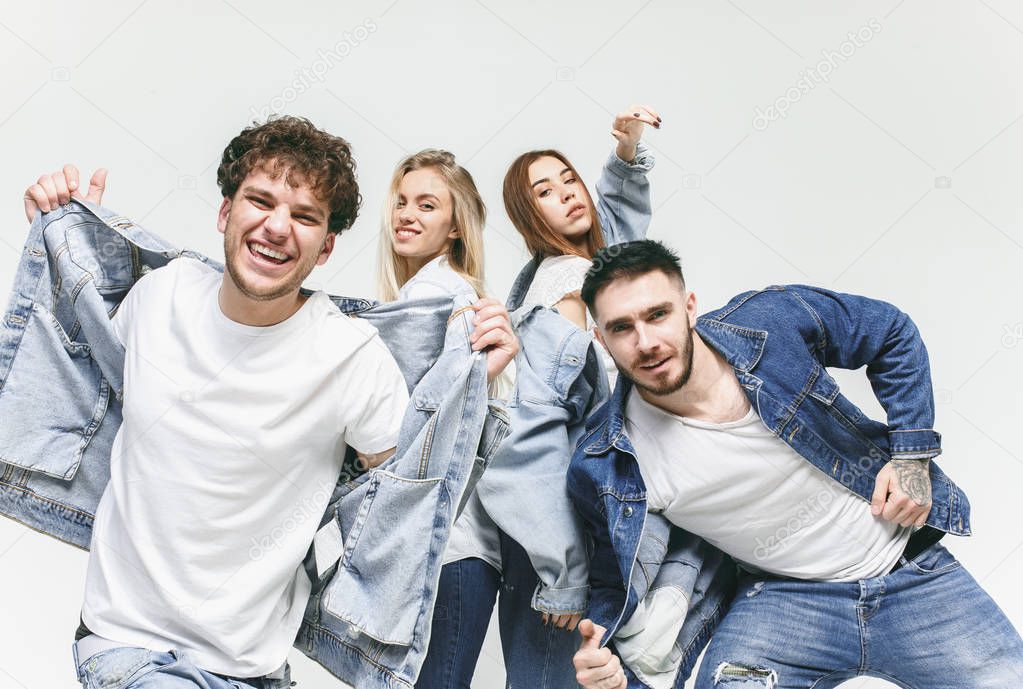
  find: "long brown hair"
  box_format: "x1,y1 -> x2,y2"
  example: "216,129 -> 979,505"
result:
502,149 -> 604,260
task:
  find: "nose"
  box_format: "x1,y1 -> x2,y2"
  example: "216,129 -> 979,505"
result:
560,185 -> 575,203
634,323 -> 659,354
263,205 -> 290,240
398,209 -> 415,225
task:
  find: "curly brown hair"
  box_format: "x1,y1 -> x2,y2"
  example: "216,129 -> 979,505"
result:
216,116 -> 361,234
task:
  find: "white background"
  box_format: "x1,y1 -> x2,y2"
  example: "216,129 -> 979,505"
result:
1,1 -> 1021,688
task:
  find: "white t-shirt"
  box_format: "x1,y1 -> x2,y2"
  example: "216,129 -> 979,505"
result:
397,255 -> 503,572
520,255 -> 617,385
82,257 -> 409,677
624,390 -> 911,582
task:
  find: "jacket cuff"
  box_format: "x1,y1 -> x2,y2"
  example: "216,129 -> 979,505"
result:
606,141 -> 654,177
532,583 -> 590,615
889,429 -> 942,460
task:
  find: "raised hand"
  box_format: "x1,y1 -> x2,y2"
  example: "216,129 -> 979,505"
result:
24,165 -> 107,222
611,105 -> 661,163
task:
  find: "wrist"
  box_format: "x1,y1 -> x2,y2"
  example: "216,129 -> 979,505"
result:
615,142 -> 637,164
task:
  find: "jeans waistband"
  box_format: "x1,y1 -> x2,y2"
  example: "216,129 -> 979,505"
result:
72,636 -> 291,687
888,525 -> 945,573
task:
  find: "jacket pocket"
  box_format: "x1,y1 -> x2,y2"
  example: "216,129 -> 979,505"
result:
0,305 -> 108,479
324,470 -> 443,646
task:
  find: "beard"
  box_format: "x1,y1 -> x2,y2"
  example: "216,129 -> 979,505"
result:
619,323 -> 695,397
222,222 -> 317,302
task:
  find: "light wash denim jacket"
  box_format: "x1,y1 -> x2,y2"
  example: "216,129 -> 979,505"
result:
568,285 -> 972,688
486,143 -> 655,614
0,200 -> 510,689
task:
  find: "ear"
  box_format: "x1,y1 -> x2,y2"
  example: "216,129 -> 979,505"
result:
593,323 -> 607,350
316,232 -> 336,266
217,196 -> 232,235
685,290 -> 698,328
447,226 -> 460,240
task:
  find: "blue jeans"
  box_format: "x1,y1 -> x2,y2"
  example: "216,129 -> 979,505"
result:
74,647 -> 291,689
417,537 -> 580,689
694,544 -> 1023,688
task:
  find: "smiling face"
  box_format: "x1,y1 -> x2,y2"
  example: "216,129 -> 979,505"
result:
593,269 -> 698,396
391,166 -> 458,270
527,155 -> 595,245
217,165 -> 335,303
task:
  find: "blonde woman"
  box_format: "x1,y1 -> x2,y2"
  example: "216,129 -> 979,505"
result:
378,149 -> 486,303
377,150 -> 516,689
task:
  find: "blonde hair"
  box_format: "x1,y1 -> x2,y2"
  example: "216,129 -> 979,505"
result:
378,149 -> 487,301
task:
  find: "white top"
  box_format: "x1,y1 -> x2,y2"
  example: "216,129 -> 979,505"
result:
615,390 -> 912,689
398,255 -> 504,572
623,390 -> 911,581
82,257 -> 409,677
520,255 -> 617,385
398,254 -> 474,301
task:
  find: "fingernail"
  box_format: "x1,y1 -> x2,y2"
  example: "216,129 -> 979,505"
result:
657,116 -> 662,122
69,182 -> 77,190
633,112 -> 640,117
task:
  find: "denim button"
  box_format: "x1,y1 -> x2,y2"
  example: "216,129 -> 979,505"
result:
623,506 -> 634,517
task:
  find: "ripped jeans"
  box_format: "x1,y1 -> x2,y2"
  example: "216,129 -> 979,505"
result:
695,544 -> 1023,689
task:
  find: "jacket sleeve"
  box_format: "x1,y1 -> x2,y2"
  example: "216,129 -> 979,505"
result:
787,285 -> 941,460
567,457 -> 628,642
594,141 -> 654,246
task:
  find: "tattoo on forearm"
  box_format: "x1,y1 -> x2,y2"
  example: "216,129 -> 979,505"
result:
892,459 -> 931,505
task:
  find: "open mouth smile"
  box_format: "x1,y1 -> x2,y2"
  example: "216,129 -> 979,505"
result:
395,227 -> 421,240
247,241 -> 292,266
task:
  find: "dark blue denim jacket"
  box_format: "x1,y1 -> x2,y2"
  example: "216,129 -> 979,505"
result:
0,200 -> 510,689
568,284 -> 970,688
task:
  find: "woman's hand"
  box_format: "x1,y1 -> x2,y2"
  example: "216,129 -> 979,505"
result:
542,611 -> 583,631
470,297 -> 520,383
612,105 -> 661,164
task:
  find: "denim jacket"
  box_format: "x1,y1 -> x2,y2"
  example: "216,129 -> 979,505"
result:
0,200 -> 510,689
567,284 -> 971,688
482,143 -> 654,614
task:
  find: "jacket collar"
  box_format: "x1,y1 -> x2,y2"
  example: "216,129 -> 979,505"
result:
583,316 -> 767,456
505,255 -> 542,311
694,318 -> 768,373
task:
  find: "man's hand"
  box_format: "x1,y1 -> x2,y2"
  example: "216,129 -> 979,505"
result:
871,459 -> 932,527
612,104 -> 660,164
573,619 -> 626,689
470,297 -> 519,383
24,165 -> 107,222
541,612 -> 583,631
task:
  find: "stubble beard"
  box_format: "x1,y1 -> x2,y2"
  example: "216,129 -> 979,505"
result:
623,324 -> 696,397
223,223 -> 314,302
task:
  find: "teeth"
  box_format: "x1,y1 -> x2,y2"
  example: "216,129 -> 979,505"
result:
250,243 -> 288,261
396,229 -> 418,238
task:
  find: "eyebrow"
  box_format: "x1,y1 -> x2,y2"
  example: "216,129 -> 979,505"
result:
603,302 -> 674,331
415,193 -> 440,202
243,185 -> 325,220
530,167 -> 573,188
